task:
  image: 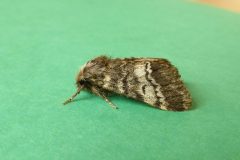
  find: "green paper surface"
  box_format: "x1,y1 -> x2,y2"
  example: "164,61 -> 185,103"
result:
0,0 -> 240,159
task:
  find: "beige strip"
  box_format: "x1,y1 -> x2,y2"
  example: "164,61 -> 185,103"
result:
196,0 -> 240,13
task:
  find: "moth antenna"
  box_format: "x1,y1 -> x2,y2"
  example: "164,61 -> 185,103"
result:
63,87 -> 82,105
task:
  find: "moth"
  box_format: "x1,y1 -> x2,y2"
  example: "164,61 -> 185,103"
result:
63,56 -> 192,111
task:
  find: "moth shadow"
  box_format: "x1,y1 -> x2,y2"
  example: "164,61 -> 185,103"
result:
109,94 -> 158,110
70,94 -> 96,103
184,82 -> 203,111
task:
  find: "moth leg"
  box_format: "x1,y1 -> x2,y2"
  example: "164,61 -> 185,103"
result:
91,87 -> 118,109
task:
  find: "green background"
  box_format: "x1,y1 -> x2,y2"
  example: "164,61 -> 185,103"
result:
1,0 -> 240,159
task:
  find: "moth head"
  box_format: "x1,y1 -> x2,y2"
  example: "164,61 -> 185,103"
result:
75,64 -> 87,88
75,59 -> 99,88
63,64 -> 87,105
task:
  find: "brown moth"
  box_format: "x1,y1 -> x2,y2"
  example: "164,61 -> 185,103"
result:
63,56 -> 192,111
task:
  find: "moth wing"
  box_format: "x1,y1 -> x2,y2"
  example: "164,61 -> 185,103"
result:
138,59 -> 191,111
92,57 -> 191,111
124,58 -> 191,111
